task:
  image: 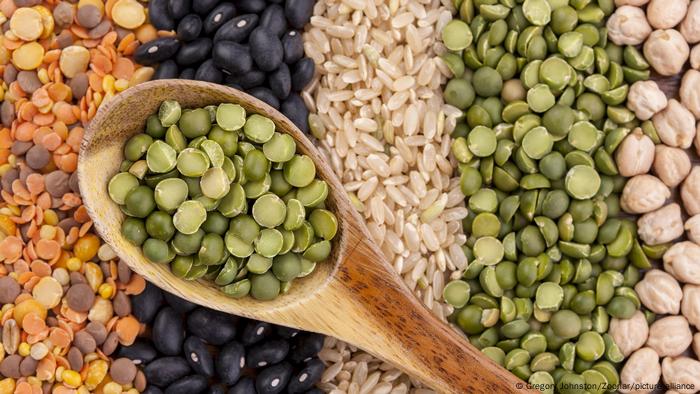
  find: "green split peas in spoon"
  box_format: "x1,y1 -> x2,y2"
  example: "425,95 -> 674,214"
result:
108,100 -> 339,301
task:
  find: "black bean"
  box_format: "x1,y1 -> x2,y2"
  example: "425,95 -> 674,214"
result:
304,389 -> 323,394
291,57 -> 314,92
207,385 -> 226,394
216,341 -> 245,385
234,0 -> 266,14
153,307 -> 185,355
143,387 -> 164,394
131,282 -> 163,324
285,0 -> 314,29
286,358 -> 324,393
176,37 -> 212,66
144,357 -> 191,387
165,375 -> 208,394
227,377 -> 255,394
153,60 -> 179,80
179,68 -> 196,79
193,0 -> 220,15
249,87 -> 280,109
255,362 -> 293,394
240,320 -> 272,345
225,68 -> 266,90
259,4 -> 287,37
268,64 -> 291,99
163,292 -> 198,313
177,14 -> 202,41
134,38 -> 181,66
213,14 -> 258,43
281,94 -> 308,133
186,308 -> 237,345
116,339 -> 158,365
282,31 -> 304,64
168,0 -> 191,20
195,59 -> 224,84
227,83 -> 243,90
148,0 -> 175,31
249,28 -> 283,72
183,336 -> 215,377
204,3 -> 237,35
246,339 -> 289,368
289,333 -> 324,363
274,325 -> 299,339
213,41 -> 252,75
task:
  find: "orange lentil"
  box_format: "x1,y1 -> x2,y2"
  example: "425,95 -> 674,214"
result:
42,132 -> 62,151
17,104 -> 38,122
0,129 -> 13,148
47,83 -> 72,102
25,174 -> 44,195
35,239 -> 60,260
48,327 -> 71,349
33,113 -> 55,126
112,57 -> 134,80
30,261 -> 51,277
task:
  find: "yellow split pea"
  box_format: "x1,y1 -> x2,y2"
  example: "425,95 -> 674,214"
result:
111,0 -> 146,29
10,7 -> 43,41
12,42 -> 44,70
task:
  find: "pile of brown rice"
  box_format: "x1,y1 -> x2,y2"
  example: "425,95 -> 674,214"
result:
301,0 -> 467,391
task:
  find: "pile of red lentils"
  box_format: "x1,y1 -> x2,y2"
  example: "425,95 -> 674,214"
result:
0,1 -> 165,393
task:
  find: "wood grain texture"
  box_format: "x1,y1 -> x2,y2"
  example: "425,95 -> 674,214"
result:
78,80 -> 532,394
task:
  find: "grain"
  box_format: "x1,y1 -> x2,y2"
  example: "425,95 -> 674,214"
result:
303,0 -> 463,390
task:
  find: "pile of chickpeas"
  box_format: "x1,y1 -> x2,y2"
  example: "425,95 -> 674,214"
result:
606,0 -> 700,390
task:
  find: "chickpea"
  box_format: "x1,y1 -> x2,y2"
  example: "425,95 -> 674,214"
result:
691,44 -> 700,69
681,166 -> 700,215
621,175 -> 670,214
644,29 -> 690,76
609,310 -> 649,357
619,347 -> 661,394
681,284 -> 700,330
638,203 -> 684,245
615,128 -> 656,177
607,6 -> 653,45
661,357 -> 700,394
635,269 -> 683,314
647,0 -> 689,29
694,332 -> 700,358
663,241 -> 700,285
685,215 -> 700,244
653,145 -> 691,188
627,80 -> 668,120
615,0 -> 650,5
680,70 -> 700,119
647,316 -> 693,357
681,0 -> 700,43
652,99 -> 696,149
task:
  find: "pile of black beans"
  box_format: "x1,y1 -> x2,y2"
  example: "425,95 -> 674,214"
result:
135,0 -> 315,132
121,283 -> 325,394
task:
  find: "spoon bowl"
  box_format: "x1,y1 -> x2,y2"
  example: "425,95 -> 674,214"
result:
78,79 -> 528,394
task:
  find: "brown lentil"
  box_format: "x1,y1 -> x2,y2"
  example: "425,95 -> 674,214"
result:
0,276 -> 20,303
109,357 -> 137,385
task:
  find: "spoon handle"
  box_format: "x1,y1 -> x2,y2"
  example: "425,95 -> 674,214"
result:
314,236 -> 530,394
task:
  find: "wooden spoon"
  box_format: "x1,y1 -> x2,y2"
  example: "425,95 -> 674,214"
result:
78,80 -> 528,394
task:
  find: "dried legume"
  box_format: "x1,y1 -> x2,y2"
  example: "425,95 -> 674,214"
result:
109,101 -> 338,300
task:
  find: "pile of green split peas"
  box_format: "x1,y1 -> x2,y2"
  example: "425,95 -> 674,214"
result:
107,101 -> 338,300
440,0 -> 667,391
